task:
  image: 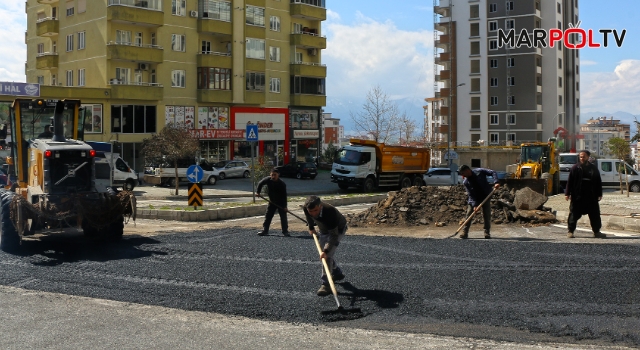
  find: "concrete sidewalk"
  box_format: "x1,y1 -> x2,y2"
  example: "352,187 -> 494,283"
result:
546,190 -> 640,233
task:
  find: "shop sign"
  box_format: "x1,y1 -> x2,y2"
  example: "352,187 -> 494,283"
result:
293,130 -> 319,139
189,129 -> 244,140
235,112 -> 285,141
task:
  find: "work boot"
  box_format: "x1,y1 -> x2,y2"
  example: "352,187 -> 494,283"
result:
484,233 -> 491,239
567,231 -> 574,238
257,230 -> 268,236
282,230 -> 290,237
593,232 -> 607,239
332,272 -> 345,282
317,284 -> 331,297
459,232 -> 468,239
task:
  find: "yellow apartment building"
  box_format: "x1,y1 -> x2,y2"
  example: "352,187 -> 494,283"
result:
20,0 -> 326,172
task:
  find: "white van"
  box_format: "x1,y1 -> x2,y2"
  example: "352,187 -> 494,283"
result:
94,153 -> 139,191
558,153 -> 579,184
562,157 -> 640,192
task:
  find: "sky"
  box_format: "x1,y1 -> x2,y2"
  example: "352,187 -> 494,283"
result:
2,0 -> 639,133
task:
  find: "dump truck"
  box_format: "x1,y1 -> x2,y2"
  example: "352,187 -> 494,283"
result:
505,139 -> 560,195
331,139 -> 430,192
0,99 -> 136,252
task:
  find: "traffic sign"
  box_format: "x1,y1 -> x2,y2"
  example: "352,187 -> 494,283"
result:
188,183 -> 203,207
246,124 -> 259,141
186,164 -> 204,183
444,150 -> 458,160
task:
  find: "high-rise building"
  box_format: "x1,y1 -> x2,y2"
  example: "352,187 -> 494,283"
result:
432,0 -> 579,153
24,0 -> 326,172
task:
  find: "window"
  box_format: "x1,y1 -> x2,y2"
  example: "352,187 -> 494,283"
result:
66,0 -> 74,16
269,46 -> 280,62
491,96 -> 498,106
246,6 -> 265,27
78,68 -> 85,86
246,38 -> 265,59
490,59 -> 498,68
295,52 -> 303,63
52,74 -> 57,86
172,70 -> 186,87
490,77 -> 498,87
470,23 -> 479,37
201,41 -> 211,53
508,96 -> 515,105
471,60 -> 480,74
506,1 -> 514,10
293,23 -> 303,34
507,113 -> 516,125
489,40 -> 498,50
488,21 -> 497,32
116,30 -> 131,45
270,16 -> 280,31
246,72 -> 265,91
490,114 -> 499,125
151,33 -> 156,46
471,115 -> 480,129
172,0 -> 186,16
116,67 -> 130,84
78,0 -> 86,13
37,43 -> 44,54
558,77 -> 562,87
507,133 -> 516,142
291,76 -> 325,95
508,76 -> 515,86
558,21 -> 562,29
66,70 -> 73,86
559,95 -> 563,106
507,57 -> 514,67
197,67 -> 231,90
576,82 -> 579,91
490,133 -> 499,144
558,58 -> 562,69
471,41 -> 480,55
576,65 -> 579,74
135,32 -> 142,47
506,19 -> 515,30
471,78 -> 480,92
52,40 -> 57,53
471,96 -> 480,110
172,34 -> 186,52
557,2 -> 561,13
576,98 -> 580,108
66,34 -> 74,51
470,5 -> 479,18
270,77 -> 280,93
489,3 -> 497,12
471,159 -> 481,168
111,105 -> 157,134
203,0 -> 231,21
78,31 -> 85,50
37,76 -> 44,84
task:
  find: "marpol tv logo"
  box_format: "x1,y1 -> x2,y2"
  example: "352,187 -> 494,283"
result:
498,22 -> 627,49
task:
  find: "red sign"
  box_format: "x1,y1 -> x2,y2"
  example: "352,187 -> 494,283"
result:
189,129 -> 244,140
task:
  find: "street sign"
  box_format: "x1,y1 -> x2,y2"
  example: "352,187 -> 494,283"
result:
188,183 -> 203,207
444,150 -> 459,160
246,124 -> 259,142
186,164 -> 204,183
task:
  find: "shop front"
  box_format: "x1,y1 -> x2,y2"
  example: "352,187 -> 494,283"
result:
290,109 -> 321,163
189,128 -> 244,163
231,107 -> 289,165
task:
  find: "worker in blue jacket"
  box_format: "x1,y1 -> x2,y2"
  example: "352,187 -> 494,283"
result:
458,165 -> 500,239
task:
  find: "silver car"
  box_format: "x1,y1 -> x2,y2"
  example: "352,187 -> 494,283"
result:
212,160 -> 250,180
423,168 -> 463,186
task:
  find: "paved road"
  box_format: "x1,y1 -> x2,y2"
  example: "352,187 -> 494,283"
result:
1,219 -> 640,348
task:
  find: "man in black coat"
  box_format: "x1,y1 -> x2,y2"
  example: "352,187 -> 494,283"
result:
565,150 -> 606,238
458,165 -> 500,239
257,168 -> 289,236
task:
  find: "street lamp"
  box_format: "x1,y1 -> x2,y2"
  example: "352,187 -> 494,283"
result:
448,82 -> 465,185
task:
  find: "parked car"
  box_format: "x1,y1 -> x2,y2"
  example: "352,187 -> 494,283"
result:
423,168 -> 462,186
212,160 -> 251,180
276,162 -> 318,179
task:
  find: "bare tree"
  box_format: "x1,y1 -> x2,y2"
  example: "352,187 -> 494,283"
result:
141,124 -> 200,195
605,137 -> 632,195
398,113 -> 418,145
350,85 -> 400,143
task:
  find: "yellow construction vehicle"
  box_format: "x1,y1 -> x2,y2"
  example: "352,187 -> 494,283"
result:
506,138 -> 560,195
0,99 -> 135,252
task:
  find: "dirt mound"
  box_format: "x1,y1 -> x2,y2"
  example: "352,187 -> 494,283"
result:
348,185 -> 556,228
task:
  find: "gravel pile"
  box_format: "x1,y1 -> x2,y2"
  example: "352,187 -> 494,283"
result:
348,185 -> 556,228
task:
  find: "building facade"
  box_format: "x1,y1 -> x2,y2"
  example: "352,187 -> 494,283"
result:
321,112 -> 340,151
21,0 -> 326,172
577,116 -> 631,157
431,0 -> 580,164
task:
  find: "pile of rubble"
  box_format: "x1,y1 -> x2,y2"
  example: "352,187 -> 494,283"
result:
348,185 -> 556,228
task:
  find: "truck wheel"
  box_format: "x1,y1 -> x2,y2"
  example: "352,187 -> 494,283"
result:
630,182 -> 640,193
0,190 -> 20,252
207,176 -> 217,185
124,179 -> 136,191
338,183 -> 349,190
400,176 -> 412,189
413,177 -> 424,187
363,177 -> 375,193
168,177 -> 177,187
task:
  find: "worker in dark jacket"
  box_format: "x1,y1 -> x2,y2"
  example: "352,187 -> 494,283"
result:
303,195 -> 347,296
565,150 -> 605,238
257,168 -> 289,236
458,165 -> 500,239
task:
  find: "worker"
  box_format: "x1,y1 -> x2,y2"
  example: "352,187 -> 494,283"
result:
565,150 -> 606,238
458,165 -> 500,239
38,125 -> 53,138
257,168 -> 289,236
303,195 -> 347,297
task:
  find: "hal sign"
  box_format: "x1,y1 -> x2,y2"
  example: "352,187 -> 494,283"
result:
0,82 -> 40,97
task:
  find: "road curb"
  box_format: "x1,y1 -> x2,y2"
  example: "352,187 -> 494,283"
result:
554,210 -> 640,233
137,194 -> 387,222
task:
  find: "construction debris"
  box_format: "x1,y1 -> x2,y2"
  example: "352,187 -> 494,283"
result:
347,185 -> 557,228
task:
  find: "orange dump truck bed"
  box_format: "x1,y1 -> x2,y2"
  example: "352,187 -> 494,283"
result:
349,139 -> 430,173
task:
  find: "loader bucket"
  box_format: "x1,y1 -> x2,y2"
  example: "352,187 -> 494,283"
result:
504,178 -> 548,195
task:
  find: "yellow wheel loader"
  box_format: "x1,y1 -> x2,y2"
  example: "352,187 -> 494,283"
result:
505,139 -> 560,195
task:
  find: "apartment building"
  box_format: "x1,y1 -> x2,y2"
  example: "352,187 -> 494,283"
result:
577,116 -> 631,157
431,0 -> 579,160
23,0 -> 326,172
321,112 -> 340,151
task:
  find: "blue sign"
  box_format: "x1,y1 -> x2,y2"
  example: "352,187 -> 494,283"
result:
246,124 -> 259,142
186,165 -> 204,183
0,82 -> 40,97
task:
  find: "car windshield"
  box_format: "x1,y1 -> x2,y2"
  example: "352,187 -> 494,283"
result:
335,149 -> 362,166
559,155 -> 578,164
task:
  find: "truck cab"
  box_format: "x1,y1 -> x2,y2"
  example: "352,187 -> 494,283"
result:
331,145 -> 376,190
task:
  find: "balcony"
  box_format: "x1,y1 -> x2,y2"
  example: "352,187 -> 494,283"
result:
245,90 -> 266,105
197,89 -> 233,104
37,0 -> 59,4
439,70 -> 450,80
107,43 -> 163,63
290,94 -> 326,107
109,82 -> 164,100
290,62 -> 326,78
434,3 -> 451,17
36,18 -> 59,37
435,52 -> 450,65
438,124 -> 449,134
291,32 -> 326,49
197,52 -> 232,69
198,18 -> 232,35
36,53 -> 58,69
435,34 -> 449,48
107,2 -> 164,27
440,87 -> 450,98
290,2 -> 326,21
